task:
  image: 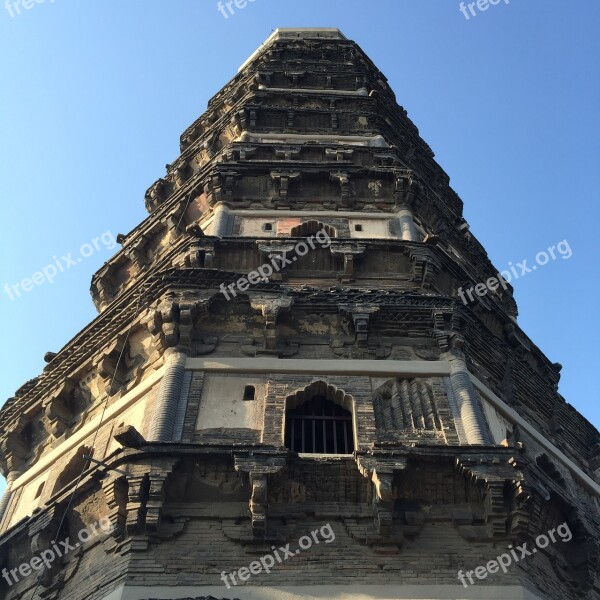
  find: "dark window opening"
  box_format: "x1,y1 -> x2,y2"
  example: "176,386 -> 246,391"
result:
285,396 -> 354,454
355,224 -> 363,232
263,223 -> 273,231
290,221 -> 336,238
243,385 -> 256,401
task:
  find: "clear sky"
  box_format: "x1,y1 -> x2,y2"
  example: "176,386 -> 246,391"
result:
0,0 -> 598,497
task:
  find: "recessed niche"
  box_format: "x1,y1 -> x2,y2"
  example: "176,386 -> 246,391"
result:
34,482 -> 45,499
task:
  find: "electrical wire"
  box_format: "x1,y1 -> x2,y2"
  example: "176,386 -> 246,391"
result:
27,290 -> 145,600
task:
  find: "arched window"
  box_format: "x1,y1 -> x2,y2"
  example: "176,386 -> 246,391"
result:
285,395 -> 354,454
290,220 -> 336,239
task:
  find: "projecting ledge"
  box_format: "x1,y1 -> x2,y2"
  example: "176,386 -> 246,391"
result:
184,358 -> 451,377
107,583 -> 546,600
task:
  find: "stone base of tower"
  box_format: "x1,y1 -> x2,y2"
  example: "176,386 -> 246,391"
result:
102,584 -> 547,600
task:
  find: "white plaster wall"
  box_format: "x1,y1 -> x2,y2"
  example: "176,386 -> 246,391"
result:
7,408 -> 157,529
2,366 -> 167,534
104,393 -> 151,456
7,473 -> 47,528
235,216 -> 397,239
349,218 -> 394,239
199,213 -> 216,235
196,374 -> 266,430
240,218 -> 278,237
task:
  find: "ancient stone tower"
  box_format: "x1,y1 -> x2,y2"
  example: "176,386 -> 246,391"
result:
0,28 -> 598,600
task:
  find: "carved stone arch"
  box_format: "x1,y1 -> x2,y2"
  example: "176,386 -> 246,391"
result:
290,220 -> 336,238
285,379 -> 353,412
284,380 -> 355,454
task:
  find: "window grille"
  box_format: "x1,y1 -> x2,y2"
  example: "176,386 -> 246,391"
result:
285,396 -> 353,454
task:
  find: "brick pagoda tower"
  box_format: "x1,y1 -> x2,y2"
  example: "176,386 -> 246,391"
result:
0,28 -> 598,600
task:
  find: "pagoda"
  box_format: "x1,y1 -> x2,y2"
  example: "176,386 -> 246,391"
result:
0,28 -> 598,600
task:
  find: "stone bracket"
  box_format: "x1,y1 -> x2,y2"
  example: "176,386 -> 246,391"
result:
325,147 -> 354,162
270,170 -> 301,201
182,240 -> 216,269
101,473 -> 128,539
125,458 -> 178,536
226,144 -> 257,161
42,378 -> 78,439
90,266 -> 117,310
234,455 -> 286,538
330,171 -> 352,207
274,146 -> 301,161
256,71 -> 273,85
144,178 -> 167,212
330,242 -> 366,282
394,168 -> 423,208
357,455 -> 408,537
171,158 -> 190,188
123,234 -> 151,271
456,454 -> 529,540
28,505 -> 63,588
409,247 -> 441,289
285,70 -> 306,85
256,240 -> 297,281
504,323 -> 531,355
430,309 -> 462,353
147,295 -> 212,352
125,474 -> 149,536
93,336 -> 128,398
339,303 -> 380,346
209,169 -> 240,204
249,294 -> 293,351
0,413 -> 32,475
374,152 -> 399,167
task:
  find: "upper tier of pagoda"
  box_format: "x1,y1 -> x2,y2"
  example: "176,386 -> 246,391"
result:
87,28 -> 513,318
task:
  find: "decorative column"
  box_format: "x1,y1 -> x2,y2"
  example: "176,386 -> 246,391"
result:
445,349 -> 493,445
397,207 -> 419,241
210,203 -> 230,237
147,350 -> 188,442
394,168 -> 422,241
0,470 -> 20,530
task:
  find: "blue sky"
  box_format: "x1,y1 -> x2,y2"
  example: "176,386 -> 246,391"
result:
0,0 -> 598,496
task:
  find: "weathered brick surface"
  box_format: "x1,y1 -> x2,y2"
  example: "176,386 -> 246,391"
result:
182,371 -> 205,443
